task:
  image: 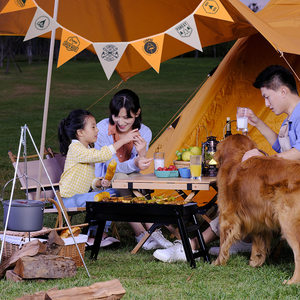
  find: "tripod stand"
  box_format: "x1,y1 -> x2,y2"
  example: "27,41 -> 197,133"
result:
0,125 -> 90,277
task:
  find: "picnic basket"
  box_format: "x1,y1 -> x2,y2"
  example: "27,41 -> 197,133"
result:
0,228 -> 87,267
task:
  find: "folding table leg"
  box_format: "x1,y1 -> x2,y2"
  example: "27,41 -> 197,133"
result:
177,216 -> 196,268
90,220 -> 106,260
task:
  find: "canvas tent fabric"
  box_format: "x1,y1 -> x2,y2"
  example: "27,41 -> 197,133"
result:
145,0 -> 300,204
0,0 -> 262,80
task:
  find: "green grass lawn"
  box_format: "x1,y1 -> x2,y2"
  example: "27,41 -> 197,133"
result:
1,58 -> 300,299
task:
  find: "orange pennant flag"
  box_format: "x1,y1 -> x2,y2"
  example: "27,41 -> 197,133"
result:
195,0 -> 234,22
131,35 -> 165,73
1,0 -> 36,14
57,29 -> 91,68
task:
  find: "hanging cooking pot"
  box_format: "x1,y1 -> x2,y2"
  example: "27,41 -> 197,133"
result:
3,199 -> 44,232
2,178 -> 45,232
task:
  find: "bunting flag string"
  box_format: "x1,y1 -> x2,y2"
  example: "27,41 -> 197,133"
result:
24,7 -> 58,41
57,28 -> 92,68
195,0 -> 234,22
2,0 -> 234,79
0,0 -> 36,14
166,15 -> 202,52
94,42 -> 128,80
131,35 -> 165,73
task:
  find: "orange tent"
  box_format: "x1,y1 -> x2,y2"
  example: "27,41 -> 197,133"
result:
146,0 -> 300,204
1,0 -> 300,204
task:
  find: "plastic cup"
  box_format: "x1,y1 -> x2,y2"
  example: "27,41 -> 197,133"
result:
190,155 -> 202,179
154,152 -> 164,170
236,107 -> 248,132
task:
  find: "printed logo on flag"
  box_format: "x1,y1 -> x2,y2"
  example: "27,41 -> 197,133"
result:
35,16 -> 50,31
63,36 -> 80,52
202,0 -> 219,14
175,21 -> 192,38
143,39 -> 158,55
15,0 -> 26,8
101,45 -> 119,62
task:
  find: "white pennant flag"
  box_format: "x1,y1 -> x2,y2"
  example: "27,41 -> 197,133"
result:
94,42 -> 128,80
166,15 -> 202,51
24,7 -> 58,42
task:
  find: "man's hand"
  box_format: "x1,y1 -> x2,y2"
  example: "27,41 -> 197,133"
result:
245,108 -> 260,126
242,149 -> 264,162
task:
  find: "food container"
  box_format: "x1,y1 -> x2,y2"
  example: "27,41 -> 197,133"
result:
154,170 -> 179,178
178,168 -> 191,178
3,200 -> 44,232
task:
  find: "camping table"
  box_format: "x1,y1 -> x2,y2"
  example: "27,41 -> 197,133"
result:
85,174 -> 217,268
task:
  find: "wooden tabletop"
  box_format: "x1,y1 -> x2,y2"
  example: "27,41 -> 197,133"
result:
112,173 -> 216,191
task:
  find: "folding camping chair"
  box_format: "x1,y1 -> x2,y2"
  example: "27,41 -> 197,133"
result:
8,149 -> 85,228
8,149 -> 119,238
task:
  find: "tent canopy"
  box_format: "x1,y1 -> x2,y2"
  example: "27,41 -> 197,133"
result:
3,0 -> 299,80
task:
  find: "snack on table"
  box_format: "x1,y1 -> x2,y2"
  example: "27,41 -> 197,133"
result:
105,159 -> 117,180
60,226 -> 81,238
94,191 -> 111,202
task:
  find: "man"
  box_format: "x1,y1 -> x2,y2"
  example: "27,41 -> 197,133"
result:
153,65 -> 300,263
245,64 -> 300,160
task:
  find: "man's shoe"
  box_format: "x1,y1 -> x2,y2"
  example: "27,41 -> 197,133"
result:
209,241 -> 252,256
153,240 -> 187,262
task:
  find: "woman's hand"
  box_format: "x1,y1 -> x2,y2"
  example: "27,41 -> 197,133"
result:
134,157 -> 153,170
113,129 -> 139,151
134,134 -> 147,157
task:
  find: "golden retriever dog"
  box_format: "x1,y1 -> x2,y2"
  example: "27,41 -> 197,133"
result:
213,134 -> 300,284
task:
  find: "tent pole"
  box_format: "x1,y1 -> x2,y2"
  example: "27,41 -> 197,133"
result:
37,0 -> 59,200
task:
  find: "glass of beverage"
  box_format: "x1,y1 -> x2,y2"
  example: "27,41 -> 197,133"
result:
190,155 -> 202,179
154,152 -> 165,170
236,107 -> 248,133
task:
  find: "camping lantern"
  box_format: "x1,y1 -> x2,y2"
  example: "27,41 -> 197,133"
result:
201,136 -> 219,177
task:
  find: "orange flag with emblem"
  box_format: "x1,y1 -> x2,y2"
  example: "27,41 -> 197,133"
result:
131,34 -> 165,73
57,29 -> 91,68
195,0 -> 233,22
0,0 -> 36,14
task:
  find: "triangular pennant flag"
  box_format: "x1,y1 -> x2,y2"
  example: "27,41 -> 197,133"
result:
24,7 -> 58,41
57,29 -> 91,68
131,35 -> 164,73
1,0 -> 36,14
195,0 -> 234,22
166,15 -> 202,52
94,42 -> 128,80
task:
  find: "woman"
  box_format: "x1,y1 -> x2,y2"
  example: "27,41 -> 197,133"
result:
95,89 -> 173,250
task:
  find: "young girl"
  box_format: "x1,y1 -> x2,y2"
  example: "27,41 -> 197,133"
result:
58,109 -> 138,206
58,109 -> 138,247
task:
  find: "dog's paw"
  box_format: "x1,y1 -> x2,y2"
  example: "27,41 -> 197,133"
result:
249,258 -> 265,268
283,277 -> 300,285
212,258 -> 222,266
